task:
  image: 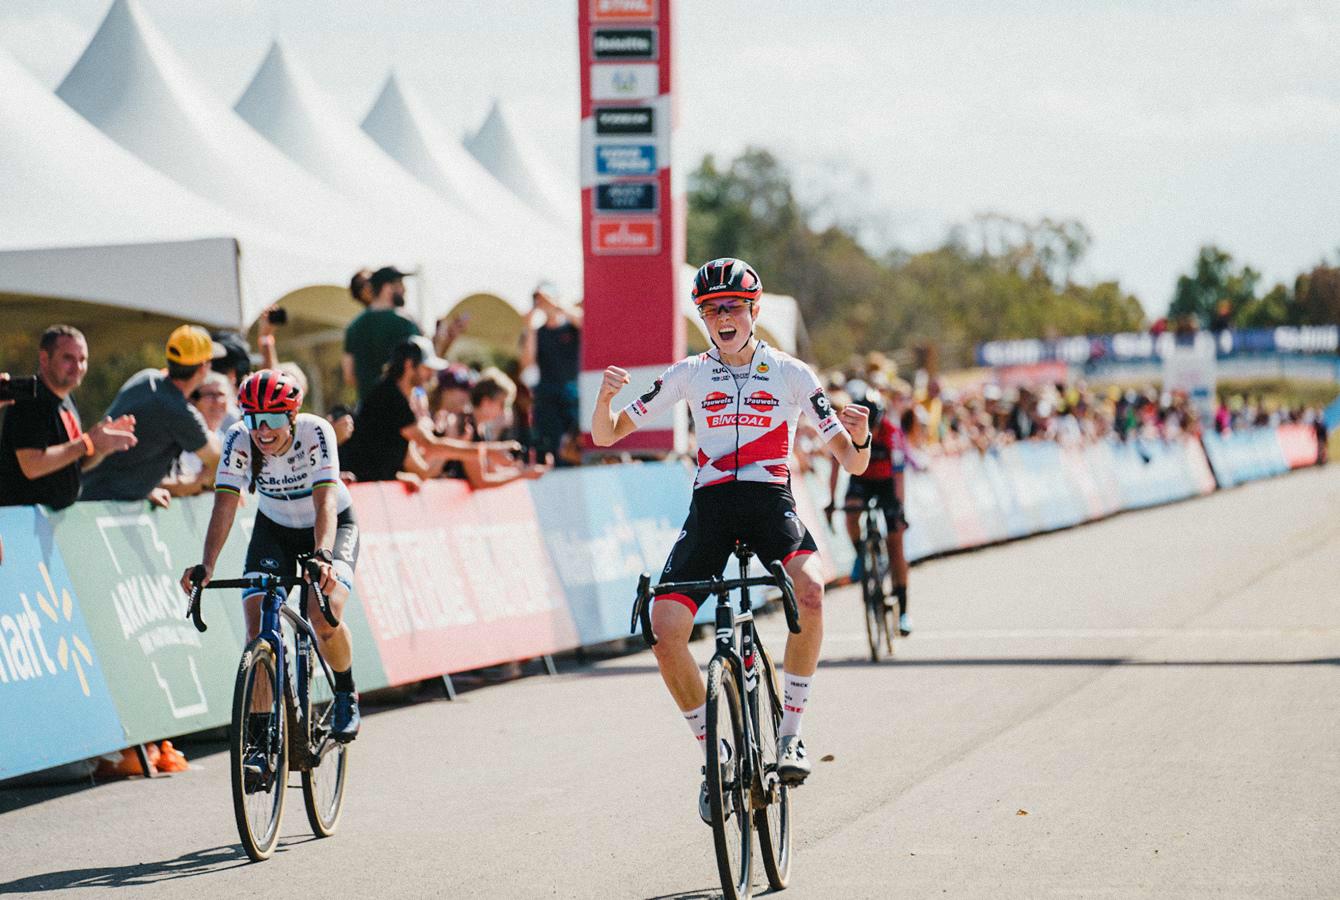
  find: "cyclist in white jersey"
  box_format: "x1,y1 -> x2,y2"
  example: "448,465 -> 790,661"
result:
178,369 -> 362,741
593,258 -> 870,819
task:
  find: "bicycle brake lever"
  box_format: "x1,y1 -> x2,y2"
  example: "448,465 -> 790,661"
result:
631,573 -> 657,646
187,565 -> 208,633
767,560 -> 802,634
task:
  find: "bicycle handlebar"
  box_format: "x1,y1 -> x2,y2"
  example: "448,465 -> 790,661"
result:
629,565 -> 803,646
185,561 -> 340,634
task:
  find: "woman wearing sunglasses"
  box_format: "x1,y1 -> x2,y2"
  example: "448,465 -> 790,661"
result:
179,368 -> 363,743
592,257 -> 871,815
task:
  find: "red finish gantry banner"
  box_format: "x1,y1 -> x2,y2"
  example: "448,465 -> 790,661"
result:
578,0 -> 685,453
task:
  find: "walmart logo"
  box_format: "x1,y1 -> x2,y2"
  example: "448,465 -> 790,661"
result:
0,561 -> 95,696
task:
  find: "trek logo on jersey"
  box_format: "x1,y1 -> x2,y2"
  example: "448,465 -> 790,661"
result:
745,391 -> 779,413
809,388 -> 835,421
639,379 -> 662,404
707,413 -> 771,428
701,392 -> 731,412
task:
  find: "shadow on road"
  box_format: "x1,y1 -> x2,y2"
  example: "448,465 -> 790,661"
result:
0,839 -> 317,894
822,656 -> 1340,668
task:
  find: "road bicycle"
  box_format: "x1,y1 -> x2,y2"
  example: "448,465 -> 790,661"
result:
632,542 -> 801,900
186,560 -> 348,861
855,495 -> 898,662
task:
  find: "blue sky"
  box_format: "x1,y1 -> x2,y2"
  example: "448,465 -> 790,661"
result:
5,0 -> 1338,316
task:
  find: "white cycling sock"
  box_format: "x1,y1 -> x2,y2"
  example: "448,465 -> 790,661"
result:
684,703 -> 708,753
779,672 -> 812,737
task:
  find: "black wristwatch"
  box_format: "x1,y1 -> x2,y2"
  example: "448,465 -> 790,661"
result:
312,548 -> 334,564
853,433 -> 872,450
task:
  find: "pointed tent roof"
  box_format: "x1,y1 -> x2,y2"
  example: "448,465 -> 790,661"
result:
55,0 -> 389,263
465,100 -> 579,229
233,41 -> 552,312
0,46 -> 345,328
360,73 -> 580,293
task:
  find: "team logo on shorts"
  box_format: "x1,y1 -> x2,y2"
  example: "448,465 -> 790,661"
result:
701,391 -> 731,412
260,558 -> 279,571
745,391 -> 779,413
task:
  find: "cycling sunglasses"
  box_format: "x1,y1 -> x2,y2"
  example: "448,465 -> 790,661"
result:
245,412 -> 290,431
698,300 -> 754,319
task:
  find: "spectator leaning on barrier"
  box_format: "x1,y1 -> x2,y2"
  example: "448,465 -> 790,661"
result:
520,281 -> 582,466
342,266 -> 421,402
0,326 -> 137,510
343,336 -> 515,487
80,325 -> 223,509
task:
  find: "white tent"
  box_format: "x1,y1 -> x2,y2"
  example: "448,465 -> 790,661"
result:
234,42 -> 559,315
0,46 -> 346,330
362,73 -> 579,268
465,100 -> 580,230
54,0 -> 402,300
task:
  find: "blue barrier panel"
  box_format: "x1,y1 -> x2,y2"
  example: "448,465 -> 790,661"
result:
527,461 -> 691,645
1202,429 -> 1289,488
0,506 -> 127,779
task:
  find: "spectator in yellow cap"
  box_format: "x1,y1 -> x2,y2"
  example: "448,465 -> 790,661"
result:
81,325 -> 224,508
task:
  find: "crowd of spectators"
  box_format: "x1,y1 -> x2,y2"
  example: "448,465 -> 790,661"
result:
0,266 -> 585,513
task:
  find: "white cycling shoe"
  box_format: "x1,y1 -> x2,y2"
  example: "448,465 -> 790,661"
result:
777,734 -> 811,786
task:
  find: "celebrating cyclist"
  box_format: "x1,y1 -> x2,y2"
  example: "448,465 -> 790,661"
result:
592,258 -> 871,821
830,379 -> 913,635
179,369 -> 362,742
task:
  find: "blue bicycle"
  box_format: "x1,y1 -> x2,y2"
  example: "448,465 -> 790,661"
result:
187,560 -> 348,861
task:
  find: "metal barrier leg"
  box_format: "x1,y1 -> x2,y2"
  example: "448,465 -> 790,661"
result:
135,744 -> 158,779
541,654 -> 558,677
441,674 -> 457,701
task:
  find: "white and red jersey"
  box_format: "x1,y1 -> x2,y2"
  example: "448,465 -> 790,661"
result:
621,342 -> 844,489
215,413 -> 353,528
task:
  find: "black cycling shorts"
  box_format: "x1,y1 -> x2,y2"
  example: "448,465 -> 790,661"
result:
244,507 -> 360,596
843,477 -> 908,532
658,481 -> 818,613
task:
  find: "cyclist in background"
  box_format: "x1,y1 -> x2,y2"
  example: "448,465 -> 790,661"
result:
592,258 -> 871,822
178,369 -> 362,742
830,380 -> 913,635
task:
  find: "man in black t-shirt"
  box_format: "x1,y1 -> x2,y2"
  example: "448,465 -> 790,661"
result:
0,326 -> 137,510
520,282 -> 582,466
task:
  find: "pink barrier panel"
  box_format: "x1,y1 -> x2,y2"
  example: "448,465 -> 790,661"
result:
1277,424 -> 1319,469
930,455 -> 992,549
1185,438 -> 1219,494
790,472 -> 840,582
1062,445 -> 1121,519
349,480 -> 578,684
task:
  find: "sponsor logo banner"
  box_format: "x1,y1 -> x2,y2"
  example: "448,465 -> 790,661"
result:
707,413 -> 771,428
590,63 -> 659,101
592,217 -> 660,254
595,143 -> 657,176
592,0 -> 657,22
350,481 -> 577,683
0,506 -> 125,778
592,27 -> 657,59
594,106 -> 655,135
595,180 -> 659,213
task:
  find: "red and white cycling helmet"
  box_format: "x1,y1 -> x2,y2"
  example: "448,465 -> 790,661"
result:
691,257 -> 763,307
238,369 -> 303,415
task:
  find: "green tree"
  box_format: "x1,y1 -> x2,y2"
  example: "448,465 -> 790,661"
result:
1168,245 -> 1261,327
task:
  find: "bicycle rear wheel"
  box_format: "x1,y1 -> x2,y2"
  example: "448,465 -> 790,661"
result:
706,655 -> 752,900
300,658 -> 348,837
230,638 -> 289,861
752,643 -> 791,889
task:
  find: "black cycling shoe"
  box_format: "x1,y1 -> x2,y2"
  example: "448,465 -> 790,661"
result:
332,691 -> 360,743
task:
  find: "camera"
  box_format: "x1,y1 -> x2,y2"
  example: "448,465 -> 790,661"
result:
266,307 -> 288,325
0,376 -> 38,403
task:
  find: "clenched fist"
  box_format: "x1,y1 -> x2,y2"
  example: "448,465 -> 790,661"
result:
840,403 -> 870,446
599,365 -> 630,400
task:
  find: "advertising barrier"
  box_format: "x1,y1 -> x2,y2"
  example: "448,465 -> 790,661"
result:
0,427 -> 1309,781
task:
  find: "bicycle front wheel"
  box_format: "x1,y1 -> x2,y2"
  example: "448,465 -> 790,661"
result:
706,655 -> 752,900
753,643 -> 791,889
230,638 -> 289,861
862,539 -> 886,662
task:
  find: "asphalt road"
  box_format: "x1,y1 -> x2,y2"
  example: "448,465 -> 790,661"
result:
3,466 -> 1339,899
